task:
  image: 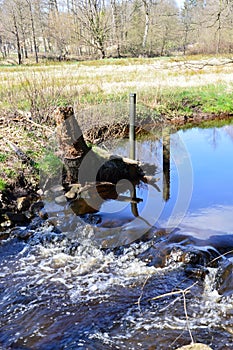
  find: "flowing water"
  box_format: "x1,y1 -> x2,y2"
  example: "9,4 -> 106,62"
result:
1,120 -> 233,349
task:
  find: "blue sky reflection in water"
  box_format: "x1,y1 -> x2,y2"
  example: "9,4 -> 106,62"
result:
103,123 -> 233,240
174,125 -> 233,236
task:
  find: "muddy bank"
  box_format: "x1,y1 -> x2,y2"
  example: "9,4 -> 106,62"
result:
84,111 -> 233,144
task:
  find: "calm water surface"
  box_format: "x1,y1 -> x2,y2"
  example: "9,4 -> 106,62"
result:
98,123 -> 233,239
1,121 -> 233,350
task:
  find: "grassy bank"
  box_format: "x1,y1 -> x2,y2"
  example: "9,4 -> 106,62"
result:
1,56 -> 233,188
1,56 -> 233,117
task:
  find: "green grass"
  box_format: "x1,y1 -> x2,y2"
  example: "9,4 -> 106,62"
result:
140,84 -> 233,117
0,178 -> 7,191
3,168 -> 17,178
1,56 -> 233,120
39,152 -> 63,176
0,153 -> 8,162
182,116 -> 233,131
200,86 -> 233,114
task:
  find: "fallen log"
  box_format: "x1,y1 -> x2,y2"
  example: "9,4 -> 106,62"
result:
6,139 -> 38,170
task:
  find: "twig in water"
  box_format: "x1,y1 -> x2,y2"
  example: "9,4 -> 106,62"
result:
182,288 -> 194,344
137,275 -> 151,312
209,249 -> 233,265
150,281 -> 198,345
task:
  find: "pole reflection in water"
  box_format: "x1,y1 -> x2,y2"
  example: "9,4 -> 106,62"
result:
162,128 -> 171,202
130,185 -> 139,217
69,125 -> 174,232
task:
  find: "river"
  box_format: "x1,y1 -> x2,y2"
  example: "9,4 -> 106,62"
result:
1,120 -> 233,349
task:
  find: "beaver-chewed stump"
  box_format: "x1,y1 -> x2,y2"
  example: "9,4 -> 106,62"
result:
54,106 -> 151,206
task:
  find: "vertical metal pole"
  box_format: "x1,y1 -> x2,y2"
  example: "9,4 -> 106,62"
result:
129,93 -> 136,160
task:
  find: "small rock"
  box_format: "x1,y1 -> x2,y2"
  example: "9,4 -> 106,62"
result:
37,189 -> 44,196
44,190 -> 50,197
17,230 -> 33,240
0,230 -> 10,240
65,190 -> 76,199
50,185 -> 64,193
30,201 -> 44,215
175,343 -> 213,350
38,209 -> 49,220
17,196 -> 31,212
55,195 -> 67,204
6,212 -> 30,225
65,184 -> 81,199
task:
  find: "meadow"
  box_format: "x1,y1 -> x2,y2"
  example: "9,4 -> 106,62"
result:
1,56 -> 233,120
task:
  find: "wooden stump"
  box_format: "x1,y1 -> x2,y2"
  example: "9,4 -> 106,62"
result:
53,106 -> 158,216
54,106 -> 91,183
54,106 -> 146,186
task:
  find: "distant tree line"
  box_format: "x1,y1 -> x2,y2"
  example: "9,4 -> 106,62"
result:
0,0 -> 233,64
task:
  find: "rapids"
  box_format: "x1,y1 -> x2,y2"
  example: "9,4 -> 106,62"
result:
1,121 -> 233,349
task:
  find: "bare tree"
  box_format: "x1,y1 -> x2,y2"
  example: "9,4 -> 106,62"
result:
25,0 -> 39,62
34,0 -> 49,53
16,0 -> 29,58
110,0 -> 122,56
141,0 -> 155,50
12,8 -> 22,64
1,0 -> 233,61
180,0 -> 197,55
49,0 -> 58,11
75,0 -> 110,58
1,0 -> 23,64
156,0 -> 179,56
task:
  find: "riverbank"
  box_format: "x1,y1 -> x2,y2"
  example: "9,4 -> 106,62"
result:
1,109 -> 232,229
1,56 -> 233,226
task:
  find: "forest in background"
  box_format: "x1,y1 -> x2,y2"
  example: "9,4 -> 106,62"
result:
1,0 -> 233,64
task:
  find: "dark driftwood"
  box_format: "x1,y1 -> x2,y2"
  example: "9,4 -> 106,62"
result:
6,139 -> 37,170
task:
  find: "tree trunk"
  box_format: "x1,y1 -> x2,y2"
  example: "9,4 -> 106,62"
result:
54,106 -> 91,183
142,0 -> 150,51
216,1 -> 222,54
12,12 -> 22,65
110,0 -> 121,57
18,5 -> 28,59
100,46 -> 106,59
52,106 -> 159,217
27,0 -> 39,63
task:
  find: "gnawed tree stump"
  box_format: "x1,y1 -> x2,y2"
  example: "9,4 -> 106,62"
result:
54,106 -> 146,185
53,106 -> 157,215
54,106 -> 91,183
